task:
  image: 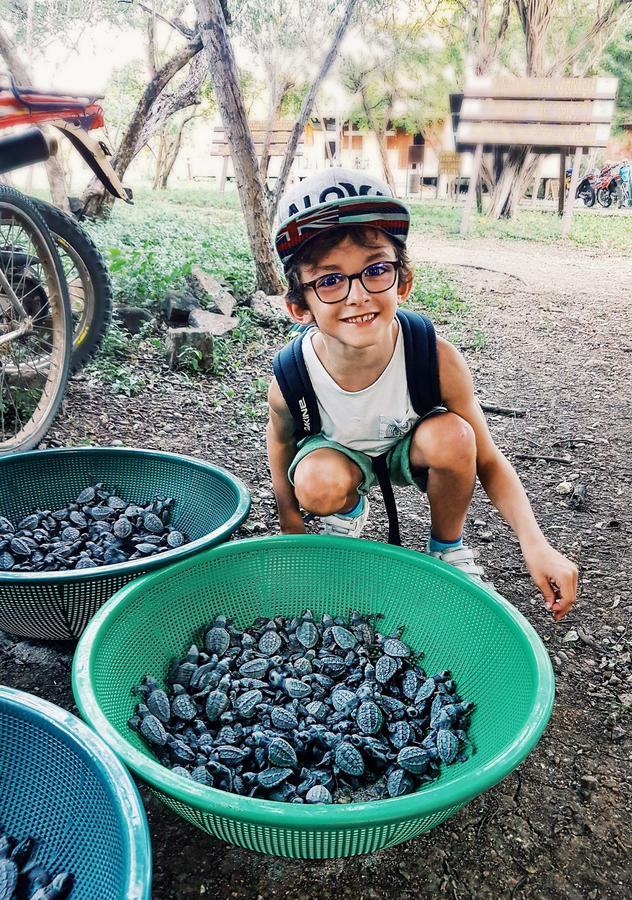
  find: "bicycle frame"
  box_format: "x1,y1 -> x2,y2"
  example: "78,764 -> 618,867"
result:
0,79 -> 132,203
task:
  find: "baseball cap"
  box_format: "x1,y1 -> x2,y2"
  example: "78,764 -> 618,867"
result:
274,167 -> 410,268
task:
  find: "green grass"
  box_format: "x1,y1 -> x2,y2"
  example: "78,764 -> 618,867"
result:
407,198 -> 631,249
407,263 -> 466,322
84,186 -> 253,309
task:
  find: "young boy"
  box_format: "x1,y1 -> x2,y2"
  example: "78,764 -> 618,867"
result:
266,168 -> 578,621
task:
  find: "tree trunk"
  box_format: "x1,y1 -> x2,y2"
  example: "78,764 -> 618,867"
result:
359,85 -> 397,195
487,147 -> 541,218
0,30 -> 69,211
268,0 -> 361,225
82,35 -> 203,218
154,113 -> 196,190
193,0 -> 282,294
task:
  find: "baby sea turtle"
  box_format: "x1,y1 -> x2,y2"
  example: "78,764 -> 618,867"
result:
0,483 -> 189,572
130,609 -> 474,803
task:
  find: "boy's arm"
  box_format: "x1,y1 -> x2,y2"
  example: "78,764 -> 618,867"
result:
266,377 -> 306,534
437,337 -> 578,620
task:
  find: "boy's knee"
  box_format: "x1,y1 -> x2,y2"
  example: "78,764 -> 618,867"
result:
293,453 -> 359,514
414,413 -> 476,470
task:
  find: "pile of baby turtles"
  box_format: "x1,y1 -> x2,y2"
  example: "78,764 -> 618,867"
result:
0,831 -> 73,899
0,484 -> 188,572
129,610 -> 474,804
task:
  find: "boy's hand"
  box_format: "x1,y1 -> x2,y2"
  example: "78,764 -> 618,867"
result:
522,540 -> 579,621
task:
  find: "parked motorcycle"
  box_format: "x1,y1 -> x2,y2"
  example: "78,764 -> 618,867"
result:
595,163 -> 620,208
565,168 -> 596,207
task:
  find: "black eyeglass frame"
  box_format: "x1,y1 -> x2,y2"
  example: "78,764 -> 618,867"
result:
300,260 -> 400,304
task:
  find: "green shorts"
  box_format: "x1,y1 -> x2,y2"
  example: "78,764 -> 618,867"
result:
288,411 -> 445,495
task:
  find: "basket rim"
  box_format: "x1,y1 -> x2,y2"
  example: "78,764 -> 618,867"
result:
0,685 -> 152,899
0,446 -> 251,583
73,534 -> 555,831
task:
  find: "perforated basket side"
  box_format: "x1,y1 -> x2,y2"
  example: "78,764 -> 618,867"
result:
153,789 -> 465,857
0,448 -> 250,639
0,688 -> 151,899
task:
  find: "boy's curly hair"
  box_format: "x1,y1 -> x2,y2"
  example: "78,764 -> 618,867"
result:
284,226 -> 413,309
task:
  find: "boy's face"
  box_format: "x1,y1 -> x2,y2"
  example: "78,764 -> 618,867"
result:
286,233 -> 413,351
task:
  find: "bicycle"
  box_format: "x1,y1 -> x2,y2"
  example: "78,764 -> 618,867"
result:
0,80 -> 131,453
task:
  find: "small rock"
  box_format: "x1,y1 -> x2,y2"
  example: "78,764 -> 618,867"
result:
479,530 -> 494,542
250,290 -> 286,323
579,774 -> 598,791
567,483 -> 587,509
188,309 -> 239,336
166,327 -> 214,372
191,266 -> 236,317
163,290 -> 199,325
556,480 -> 573,495
115,305 -> 154,335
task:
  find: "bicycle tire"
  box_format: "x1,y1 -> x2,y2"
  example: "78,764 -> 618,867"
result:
0,186 -> 72,453
31,198 -> 113,373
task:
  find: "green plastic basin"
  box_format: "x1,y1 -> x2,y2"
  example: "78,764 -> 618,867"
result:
73,535 -> 554,859
0,447 -> 251,639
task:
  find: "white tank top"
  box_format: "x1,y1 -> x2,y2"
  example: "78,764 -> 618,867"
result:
301,325 -> 420,457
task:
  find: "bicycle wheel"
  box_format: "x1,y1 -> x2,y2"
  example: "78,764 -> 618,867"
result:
31,198 -> 113,373
0,186 -> 72,453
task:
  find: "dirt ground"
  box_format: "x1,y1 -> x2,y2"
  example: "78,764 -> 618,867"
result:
2,234 -> 631,899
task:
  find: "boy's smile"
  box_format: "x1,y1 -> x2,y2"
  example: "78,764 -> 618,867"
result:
289,234 -> 413,361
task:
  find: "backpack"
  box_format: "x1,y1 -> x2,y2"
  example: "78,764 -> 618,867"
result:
272,308 -> 442,544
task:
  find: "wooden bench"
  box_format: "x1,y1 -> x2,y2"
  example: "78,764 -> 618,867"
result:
456,76 -> 618,235
211,121 -> 304,193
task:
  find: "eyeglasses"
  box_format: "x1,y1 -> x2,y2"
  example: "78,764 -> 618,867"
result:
301,260 -> 399,304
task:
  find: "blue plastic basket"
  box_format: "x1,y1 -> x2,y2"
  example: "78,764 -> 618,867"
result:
0,687 -> 151,899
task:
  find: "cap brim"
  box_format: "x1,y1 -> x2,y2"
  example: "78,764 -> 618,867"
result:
275,195 -> 410,267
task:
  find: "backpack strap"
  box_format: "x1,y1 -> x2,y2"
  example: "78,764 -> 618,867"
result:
396,309 -> 441,416
272,327 -> 321,441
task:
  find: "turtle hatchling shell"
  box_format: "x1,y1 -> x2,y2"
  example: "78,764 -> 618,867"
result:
268,738 -> 298,769
356,700 -> 383,735
140,714 -> 167,747
257,767 -> 293,789
172,693 -> 197,721
205,690 -> 229,721
437,728 -> 459,764
331,688 -> 356,712
146,689 -> 171,723
388,720 -> 412,750
205,626 -> 230,657
143,512 -> 164,534
387,768 -> 414,797
234,689 -> 262,718
258,629 -> 282,656
383,638 -> 410,658
335,742 -> 364,776
414,677 -> 436,705
305,785 -> 332,804
270,707 -> 298,731
331,625 -> 357,650
296,620 -> 318,649
397,746 -> 430,775
375,654 -> 397,683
